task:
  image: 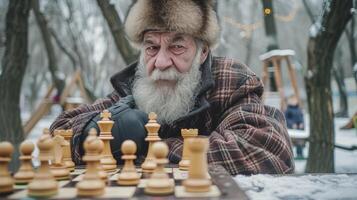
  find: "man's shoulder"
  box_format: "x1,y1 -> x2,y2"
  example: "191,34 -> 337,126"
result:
211,56 -> 260,88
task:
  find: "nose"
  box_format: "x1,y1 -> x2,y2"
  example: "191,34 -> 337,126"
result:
154,49 -> 173,71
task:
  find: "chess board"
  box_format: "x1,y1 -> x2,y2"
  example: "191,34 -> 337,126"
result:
1,164 -> 248,199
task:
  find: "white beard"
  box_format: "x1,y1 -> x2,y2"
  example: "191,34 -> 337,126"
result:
132,49 -> 202,125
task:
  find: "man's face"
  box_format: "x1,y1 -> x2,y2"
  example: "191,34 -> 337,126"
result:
142,32 -> 199,85
132,32 -> 207,124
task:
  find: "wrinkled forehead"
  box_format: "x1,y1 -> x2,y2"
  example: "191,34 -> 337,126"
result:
143,31 -> 195,45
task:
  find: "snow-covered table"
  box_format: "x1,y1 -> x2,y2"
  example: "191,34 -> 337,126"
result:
235,173 -> 357,200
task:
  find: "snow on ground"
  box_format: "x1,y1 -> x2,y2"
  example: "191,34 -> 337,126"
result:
236,117 -> 357,199
235,174 -> 357,200
294,117 -> 357,174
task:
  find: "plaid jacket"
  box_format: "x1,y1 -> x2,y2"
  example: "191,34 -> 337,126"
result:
50,55 -> 294,175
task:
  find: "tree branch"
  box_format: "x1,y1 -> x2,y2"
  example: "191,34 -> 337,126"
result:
97,0 -> 138,64
302,0 -> 316,23
49,27 -> 77,71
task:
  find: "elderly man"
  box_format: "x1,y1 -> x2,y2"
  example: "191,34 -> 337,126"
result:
50,0 -> 294,175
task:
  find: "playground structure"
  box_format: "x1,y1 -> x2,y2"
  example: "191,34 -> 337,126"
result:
23,70 -> 92,135
260,49 -> 301,111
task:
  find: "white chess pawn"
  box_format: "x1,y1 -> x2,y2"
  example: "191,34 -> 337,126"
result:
144,142 -> 174,195
28,133 -> 58,197
76,130 -> 105,197
0,141 -> 14,194
14,140 -> 35,185
117,140 -> 140,185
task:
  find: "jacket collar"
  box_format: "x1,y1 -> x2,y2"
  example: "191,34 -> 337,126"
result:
110,53 -> 215,122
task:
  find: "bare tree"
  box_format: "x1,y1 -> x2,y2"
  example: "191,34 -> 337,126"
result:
32,0 -> 65,95
305,0 -> 353,173
97,0 -> 138,64
0,0 -> 30,171
303,0 -> 349,117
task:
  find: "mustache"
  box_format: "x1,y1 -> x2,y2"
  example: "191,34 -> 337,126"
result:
150,67 -> 184,81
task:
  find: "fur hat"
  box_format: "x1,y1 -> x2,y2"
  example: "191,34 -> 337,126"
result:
125,0 -> 220,49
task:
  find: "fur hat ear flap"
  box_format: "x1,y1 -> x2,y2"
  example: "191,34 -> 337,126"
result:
124,0 -> 220,49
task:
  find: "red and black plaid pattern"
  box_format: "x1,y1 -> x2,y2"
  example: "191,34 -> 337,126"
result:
50,57 -> 294,175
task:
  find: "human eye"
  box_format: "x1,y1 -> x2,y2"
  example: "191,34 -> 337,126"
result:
146,46 -> 159,56
170,44 -> 186,54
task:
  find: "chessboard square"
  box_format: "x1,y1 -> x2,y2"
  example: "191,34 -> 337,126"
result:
173,168 -> 211,179
108,169 -> 119,175
175,185 -> 221,198
59,180 -> 70,187
110,173 -> 119,181
52,188 -> 76,199
164,168 -> 173,173
72,174 -> 84,182
14,184 -> 27,190
102,187 -> 136,198
110,173 -> 142,181
70,169 -> 85,175
136,167 -> 172,173
173,170 -> 188,180
138,179 -> 148,188
138,178 -> 175,188
7,190 -> 27,199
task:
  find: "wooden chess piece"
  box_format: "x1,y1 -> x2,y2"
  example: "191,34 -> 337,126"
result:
144,142 -> 174,195
117,140 -> 140,185
43,128 -> 50,135
183,137 -> 211,192
14,140 -> 35,185
28,133 -> 58,197
50,133 -> 70,180
76,129 -> 105,197
0,141 -> 14,194
98,110 -> 117,172
141,112 -> 161,173
60,129 -> 75,172
179,129 -> 198,170
89,128 -> 108,183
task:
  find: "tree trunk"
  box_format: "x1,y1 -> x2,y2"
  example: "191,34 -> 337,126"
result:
0,0 -> 30,171
333,47 -> 348,118
97,0 -> 138,64
346,17 -> 356,65
345,17 -> 357,87
332,67 -> 348,117
305,0 -> 352,173
303,0 -> 349,118
32,0 -> 65,95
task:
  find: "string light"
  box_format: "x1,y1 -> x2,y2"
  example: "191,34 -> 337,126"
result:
264,8 -> 272,15
223,0 -> 299,38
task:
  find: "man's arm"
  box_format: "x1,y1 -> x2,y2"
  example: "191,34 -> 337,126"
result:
166,75 -> 295,175
50,91 -> 120,133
